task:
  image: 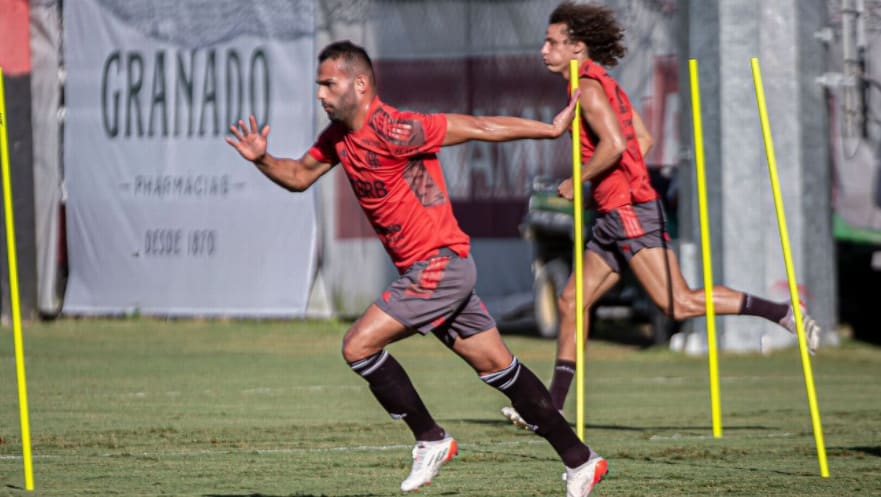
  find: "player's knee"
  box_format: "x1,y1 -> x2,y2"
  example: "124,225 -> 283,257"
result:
340,338 -> 358,364
557,290 -> 575,317
559,291 -> 594,323
341,328 -> 372,363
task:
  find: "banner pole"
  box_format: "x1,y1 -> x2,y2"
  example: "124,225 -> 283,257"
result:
688,59 -> 723,438
0,67 -> 35,490
750,57 -> 829,478
569,59 -> 585,441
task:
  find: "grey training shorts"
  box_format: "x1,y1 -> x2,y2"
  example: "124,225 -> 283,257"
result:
375,248 -> 496,343
587,199 -> 671,273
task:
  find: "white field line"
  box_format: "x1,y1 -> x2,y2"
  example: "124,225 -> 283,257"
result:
117,372 -> 873,398
599,376 -> 815,385
0,431 -> 799,461
115,439 -> 550,459
649,432 -> 794,441
118,385 -> 364,398
0,439 -> 547,461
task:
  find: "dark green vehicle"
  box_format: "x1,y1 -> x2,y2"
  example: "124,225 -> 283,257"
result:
835,214 -> 881,344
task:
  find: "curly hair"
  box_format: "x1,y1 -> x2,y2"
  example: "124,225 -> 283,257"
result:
549,1 -> 627,67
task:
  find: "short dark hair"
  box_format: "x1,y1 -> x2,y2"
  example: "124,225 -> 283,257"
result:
318,40 -> 375,83
549,1 -> 627,67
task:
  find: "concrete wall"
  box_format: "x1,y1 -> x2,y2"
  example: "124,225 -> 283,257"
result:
676,0 -> 837,353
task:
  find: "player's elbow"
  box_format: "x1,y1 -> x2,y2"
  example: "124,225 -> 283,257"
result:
471,116 -> 526,142
609,136 -> 627,158
287,169 -> 322,192
641,132 -> 654,152
289,181 -> 315,193
279,176 -> 311,193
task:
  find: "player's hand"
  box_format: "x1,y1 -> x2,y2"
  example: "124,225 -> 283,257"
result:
551,89 -> 582,137
558,177 -> 574,200
557,178 -> 591,202
226,115 -> 270,162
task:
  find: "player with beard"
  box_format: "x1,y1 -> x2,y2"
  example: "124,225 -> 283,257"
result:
227,40 -> 608,497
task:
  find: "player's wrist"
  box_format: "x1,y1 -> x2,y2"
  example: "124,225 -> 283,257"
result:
252,152 -> 269,165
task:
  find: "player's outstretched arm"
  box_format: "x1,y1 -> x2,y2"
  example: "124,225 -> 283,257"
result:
441,89 -> 581,146
226,115 -> 333,192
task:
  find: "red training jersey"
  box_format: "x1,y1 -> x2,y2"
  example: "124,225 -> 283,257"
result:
576,59 -> 658,212
308,96 -> 470,271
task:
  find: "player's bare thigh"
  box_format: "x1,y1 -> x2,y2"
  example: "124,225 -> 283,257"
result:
342,304 -> 416,363
443,326 -> 514,376
630,246 -> 744,317
560,250 -> 618,310
627,246 -> 691,313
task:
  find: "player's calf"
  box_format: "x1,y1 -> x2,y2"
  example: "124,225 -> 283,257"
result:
480,357 -> 593,469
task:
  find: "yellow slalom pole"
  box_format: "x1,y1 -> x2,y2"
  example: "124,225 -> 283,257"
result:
688,59 -> 723,439
0,67 -> 35,491
569,59 -> 586,441
750,57 -> 829,478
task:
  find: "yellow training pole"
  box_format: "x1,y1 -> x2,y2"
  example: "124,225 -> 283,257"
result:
750,57 -> 829,478
569,59 -> 586,441
0,67 -> 35,491
688,59 -> 723,439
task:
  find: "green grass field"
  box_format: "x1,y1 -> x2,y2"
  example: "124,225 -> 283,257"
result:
1,319 -> 879,496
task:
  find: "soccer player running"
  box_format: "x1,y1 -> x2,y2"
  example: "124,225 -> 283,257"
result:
502,1 -> 822,430
226,40 -> 607,497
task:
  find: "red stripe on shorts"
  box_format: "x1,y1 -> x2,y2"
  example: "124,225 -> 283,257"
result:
617,205 -> 645,238
404,255 -> 450,298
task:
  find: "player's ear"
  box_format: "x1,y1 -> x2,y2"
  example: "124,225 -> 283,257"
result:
354,73 -> 368,95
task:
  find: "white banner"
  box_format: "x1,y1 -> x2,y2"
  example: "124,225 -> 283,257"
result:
62,0 -> 317,316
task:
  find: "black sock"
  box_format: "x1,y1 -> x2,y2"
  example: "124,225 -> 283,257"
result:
739,294 -> 789,322
482,357 -> 591,468
549,360 -> 576,411
350,350 -> 445,442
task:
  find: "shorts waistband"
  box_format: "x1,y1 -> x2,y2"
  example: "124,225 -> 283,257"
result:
435,247 -> 459,258
399,247 -> 461,274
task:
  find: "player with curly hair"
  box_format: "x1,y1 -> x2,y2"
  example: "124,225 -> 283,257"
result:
501,5 -> 822,479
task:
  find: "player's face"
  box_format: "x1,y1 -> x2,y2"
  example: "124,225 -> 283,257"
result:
542,23 -> 577,76
316,58 -> 358,123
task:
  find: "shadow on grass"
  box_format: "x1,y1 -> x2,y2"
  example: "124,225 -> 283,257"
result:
460,417 -> 775,433
499,318 -> 678,349
653,458 -> 807,477
840,446 -> 881,457
204,494 -> 381,497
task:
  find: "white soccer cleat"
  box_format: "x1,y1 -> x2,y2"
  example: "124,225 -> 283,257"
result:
501,406 -> 535,431
565,456 -> 609,497
779,304 -> 821,355
400,436 -> 458,492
